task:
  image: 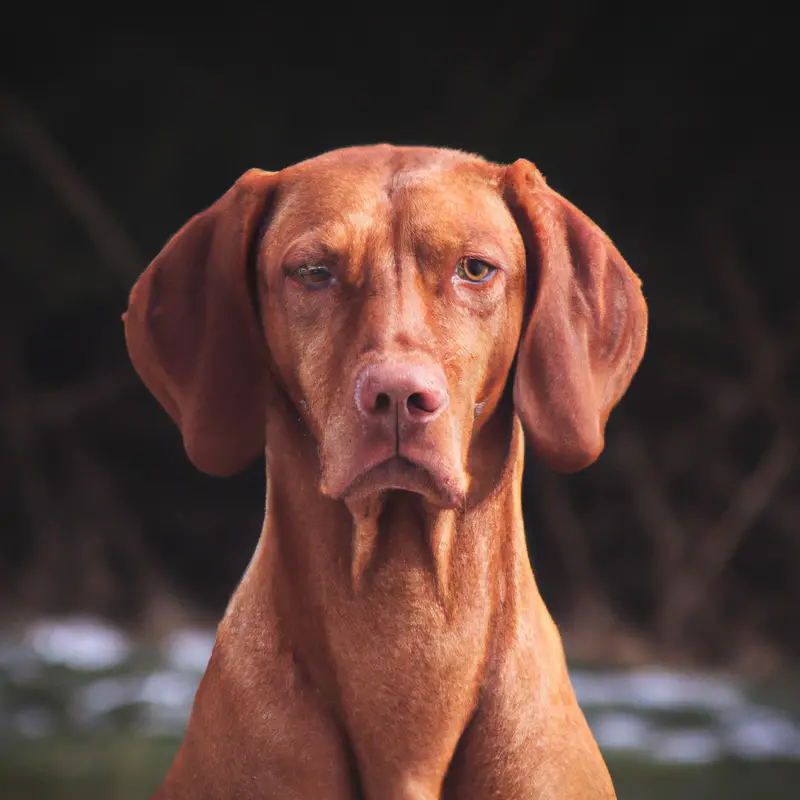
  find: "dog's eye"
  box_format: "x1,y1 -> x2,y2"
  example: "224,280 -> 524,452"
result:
455,258 -> 496,283
295,264 -> 333,288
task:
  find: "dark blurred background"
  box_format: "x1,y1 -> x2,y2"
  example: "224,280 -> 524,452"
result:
2,6 -> 798,799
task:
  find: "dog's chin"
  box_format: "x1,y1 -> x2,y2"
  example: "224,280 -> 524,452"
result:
331,457 -> 466,510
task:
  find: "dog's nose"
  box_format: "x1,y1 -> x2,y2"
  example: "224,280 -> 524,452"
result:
356,362 -> 449,423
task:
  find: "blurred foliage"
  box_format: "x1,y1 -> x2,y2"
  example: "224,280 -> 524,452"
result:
5,738 -> 800,800
5,736 -> 799,800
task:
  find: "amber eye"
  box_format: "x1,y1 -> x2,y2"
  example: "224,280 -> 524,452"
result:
455,257 -> 496,283
295,264 -> 333,288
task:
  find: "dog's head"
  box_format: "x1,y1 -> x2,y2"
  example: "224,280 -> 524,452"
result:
125,145 -> 647,509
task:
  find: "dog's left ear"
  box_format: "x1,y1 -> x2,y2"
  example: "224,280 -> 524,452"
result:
505,159 -> 648,473
124,169 -> 278,477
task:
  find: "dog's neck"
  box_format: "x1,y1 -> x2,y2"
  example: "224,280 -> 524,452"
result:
245,398 -> 533,688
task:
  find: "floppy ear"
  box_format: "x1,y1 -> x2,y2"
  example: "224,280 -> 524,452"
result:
123,169 -> 278,477
504,159 -> 647,473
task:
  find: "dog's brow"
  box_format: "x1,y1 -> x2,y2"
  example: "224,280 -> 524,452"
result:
398,198 -> 521,269
281,209 -> 380,260
411,227 -> 517,267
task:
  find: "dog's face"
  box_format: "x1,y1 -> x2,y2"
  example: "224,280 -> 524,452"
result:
260,150 -> 525,508
124,145 -> 647,507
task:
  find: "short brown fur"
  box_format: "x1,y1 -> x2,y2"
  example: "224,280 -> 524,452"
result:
125,144 -> 647,799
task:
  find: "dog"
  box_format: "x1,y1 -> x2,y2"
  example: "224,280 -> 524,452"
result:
124,144 -> 647,798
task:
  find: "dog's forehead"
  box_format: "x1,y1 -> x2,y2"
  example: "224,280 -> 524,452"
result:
289,143 -> 494,177
270,146 -> 515,248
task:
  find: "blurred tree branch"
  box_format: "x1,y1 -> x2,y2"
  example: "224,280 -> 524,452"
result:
1,371 -> 135,429
1,90 -> 143,283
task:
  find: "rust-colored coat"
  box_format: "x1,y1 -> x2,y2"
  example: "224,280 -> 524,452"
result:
125,145 -> 647,799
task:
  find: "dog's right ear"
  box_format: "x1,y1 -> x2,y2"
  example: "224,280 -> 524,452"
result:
124,169 -> 278,477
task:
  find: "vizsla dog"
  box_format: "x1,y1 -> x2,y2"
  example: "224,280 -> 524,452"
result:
124,144 -> 647,799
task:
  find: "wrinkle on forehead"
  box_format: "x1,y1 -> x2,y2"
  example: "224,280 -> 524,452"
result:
270,175 -> 389,243
392,180 -> 522,268
267,149 -> 521,276
274,145 -> 496,219
388,158 -> 501,195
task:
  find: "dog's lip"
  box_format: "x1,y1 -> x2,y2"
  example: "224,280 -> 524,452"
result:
332,454 -> 465,509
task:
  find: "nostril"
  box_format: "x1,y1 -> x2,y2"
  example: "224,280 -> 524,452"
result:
407,391 -> 440,414
375,393 -> 391,413
407,392 -> 428,413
